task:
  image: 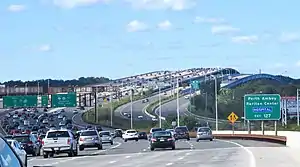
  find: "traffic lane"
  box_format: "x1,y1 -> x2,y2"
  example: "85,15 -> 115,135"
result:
37,144 -> 251,167
27,141 -> 123,167
115,95 -> 159,119
226,139 -> 285,147
159,97 -> 188,117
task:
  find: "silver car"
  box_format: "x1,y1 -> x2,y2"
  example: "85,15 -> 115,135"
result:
99,131 -> 113,145
78,130 -> 103,151
196,127 -> 213,142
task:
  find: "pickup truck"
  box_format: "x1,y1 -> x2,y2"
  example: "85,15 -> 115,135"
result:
42,129 -> 78,158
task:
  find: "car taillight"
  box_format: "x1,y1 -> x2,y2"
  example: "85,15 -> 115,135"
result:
151,138 -> 157,142
167,138 -> 174,141
67,138 -> 71,144
41,140 -> 44,145
79,138 -> 84,141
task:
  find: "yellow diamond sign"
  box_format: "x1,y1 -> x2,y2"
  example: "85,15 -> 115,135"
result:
227,112 -> 238,124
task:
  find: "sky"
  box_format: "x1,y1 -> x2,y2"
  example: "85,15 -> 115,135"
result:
1,0 -> 300,82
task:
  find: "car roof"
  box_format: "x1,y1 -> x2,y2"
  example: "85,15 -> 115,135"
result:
48,129 -> 69,132
100,131 -> 110,133
126,129 -> 137,131
6,139 -> 16,142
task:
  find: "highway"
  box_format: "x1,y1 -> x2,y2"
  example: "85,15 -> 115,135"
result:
154,96 -> 188,118
27,137 -> 288,167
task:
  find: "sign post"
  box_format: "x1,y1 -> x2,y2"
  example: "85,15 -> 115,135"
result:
244,94 -> 281,135
227,112 -> 239,134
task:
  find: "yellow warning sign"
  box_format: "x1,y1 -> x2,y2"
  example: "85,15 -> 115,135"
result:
227,112 -> 239,124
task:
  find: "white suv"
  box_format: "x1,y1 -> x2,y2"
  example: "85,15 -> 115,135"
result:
122,129 -> 139,142
42,129 -> 78,158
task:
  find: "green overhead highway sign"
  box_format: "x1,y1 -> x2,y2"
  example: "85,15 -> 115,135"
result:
244,94 -> 281,121
41,95 -> 49,107
51,94 -> 76,107
3,95 -> 38,108
191,80 -> 200,90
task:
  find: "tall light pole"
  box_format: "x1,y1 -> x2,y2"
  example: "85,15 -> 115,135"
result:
110,85 -> 113,127
297,89 -> 300,126
212,75 -> 218,131
176,77 -> 180,127
130,88 -> 133,129
159,85 -> 162,128
37,82 -> 40,95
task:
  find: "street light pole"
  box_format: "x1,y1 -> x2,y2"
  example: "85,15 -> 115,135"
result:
213,76 -> 218,131
130,88 -> 133,129
37,82 -> 40,96
159,85 -> 162,128
297,89 -> 300,126
25,83 -> 28,95
176,77 -> 180,127
110,86 -> 113,127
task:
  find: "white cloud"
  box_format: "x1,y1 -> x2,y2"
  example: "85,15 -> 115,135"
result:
127,20 -> 148,32
231,35 -> 258,44
124,0 -> 196,11
52,0 -> 110,9
157,20 -> 172,30
211,25 -> 240,35
7,5 -> 26,12
279,32 -> 300,43
193,17 -> 225,24
39,44 -> 52,52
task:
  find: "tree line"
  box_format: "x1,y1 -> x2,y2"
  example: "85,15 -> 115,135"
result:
1,77 -> 111,87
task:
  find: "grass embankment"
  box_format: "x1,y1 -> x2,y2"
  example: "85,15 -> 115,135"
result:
82,94 -> 157,130
146,94 -> 181,116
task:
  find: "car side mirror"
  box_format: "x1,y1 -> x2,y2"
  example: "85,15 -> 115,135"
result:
99,134 -> 102,137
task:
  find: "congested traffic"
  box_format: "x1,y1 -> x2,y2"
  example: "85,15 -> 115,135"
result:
1,107 -> 213,167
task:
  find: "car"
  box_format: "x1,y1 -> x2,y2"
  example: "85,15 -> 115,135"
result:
0,135 -> 28,167
114,129 -> 123,138
78,130 -> 102,151
196,127 -> 213,142
122,129 -> 139,142
174,126 -> 190,140
99,131 -> 114,145
58,114 -> 64,119
59,121 -> 66,127
149,128 -> 163,140
166,129 -> 175,137
149,131 -> 175,151
13,134 -> 41,156
142,99 -> 149,103
42,129 -> 78,158
137,115 -> 143,119
42,119 -> 49,124
138,132 -> 148,140
6,139 -> 27,167
73,110 -> 78,114
13,114 -> 19,119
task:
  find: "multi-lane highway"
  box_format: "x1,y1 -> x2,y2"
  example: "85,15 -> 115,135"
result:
154,96 -> 188,118
27,137 -> 288,167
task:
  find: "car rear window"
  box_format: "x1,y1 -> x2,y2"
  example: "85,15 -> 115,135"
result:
153,131 -> 172,138
81,131 -> 98,136
198,128 -> 211,132
127,130 -> 136,133
151,128 -> 163,132
47,131 -> 70,138
100,132 -> 110,136
13,136 -> 30,143
175,127 -> 188,132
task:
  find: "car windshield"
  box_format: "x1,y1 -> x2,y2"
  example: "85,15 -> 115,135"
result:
198,128 -> 211,132
81,131 -> 98,136
101,132 -> 110,136
153,131 -> 172,138
47,131 -> 70,138
13,136 -> 30,143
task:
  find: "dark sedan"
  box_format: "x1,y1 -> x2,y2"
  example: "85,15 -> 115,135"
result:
138,132 -> 148,140
150,131 -> 175,151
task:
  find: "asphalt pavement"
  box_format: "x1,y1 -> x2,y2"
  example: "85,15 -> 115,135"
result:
27,137 -> 286,167
155,96 -> 188,118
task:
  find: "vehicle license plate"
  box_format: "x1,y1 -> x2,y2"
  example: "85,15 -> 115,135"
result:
54,148 -> 59,151
160,139 -> 165,141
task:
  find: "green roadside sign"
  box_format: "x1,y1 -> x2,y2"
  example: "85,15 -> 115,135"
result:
3,95 -> 38,108
191,80 -> 200,90
41,95 -> 49,107
244,94 -> 281,120
51,94 -> 76,107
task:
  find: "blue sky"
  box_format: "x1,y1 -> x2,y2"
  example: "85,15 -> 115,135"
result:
0,0 -> 300,82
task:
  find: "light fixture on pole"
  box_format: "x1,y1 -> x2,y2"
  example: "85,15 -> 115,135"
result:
110,85 -> 113,127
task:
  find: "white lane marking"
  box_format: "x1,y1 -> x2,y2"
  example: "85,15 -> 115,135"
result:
185,152 -> 191,156
109,160 -> 117,164
216,140 -> 256,167
166,162 -> 173,166
178,157 -> 184,160
142,149 -> 147,152
39,142 -> 122,166
186,141 -> 194,149
27,157 -> 37,162
125,155 -> 131,159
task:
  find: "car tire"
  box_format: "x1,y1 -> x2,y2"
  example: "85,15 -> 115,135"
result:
187,138 -> 190,141
135,139 -> 138,142
97,144 -> 103,150
210,139 -> 213,141
124,139 -> 127,142
43,153 -> 48,158
68,149 -> 74,157
74,146 -> 78,156
196,139 -> 199,142
79,146 -> 84,151
110,142 -> 113,145
24,155 -> 28,167
32,151 -> 36,157
172,146 -> 175,150
150,147 -> 154,151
